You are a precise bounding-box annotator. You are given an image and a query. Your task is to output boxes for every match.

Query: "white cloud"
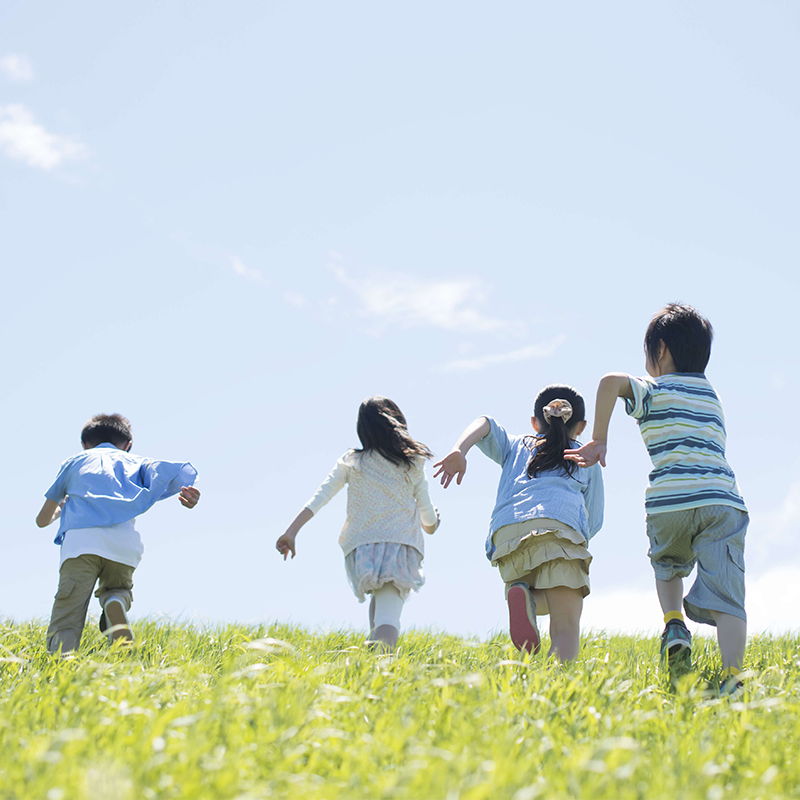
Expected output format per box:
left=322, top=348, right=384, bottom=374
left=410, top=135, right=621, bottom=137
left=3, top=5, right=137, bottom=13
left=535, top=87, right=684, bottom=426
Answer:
left=583, top=565, right=800, bottom=635
left=0, top=104, right=86, bottom=169
left=748, top=480, right=800, bottom=570
left=438, top=336, right=567, bottom=373
left=0, top=54, right=34, bottom=82
left=231, top=256, right=267, bottom=284
left=331, top=264, right=522, bottom=334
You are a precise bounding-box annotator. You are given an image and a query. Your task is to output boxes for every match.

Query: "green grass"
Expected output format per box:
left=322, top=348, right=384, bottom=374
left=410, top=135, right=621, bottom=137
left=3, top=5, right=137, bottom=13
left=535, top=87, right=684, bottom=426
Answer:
left=1, top=620, right=798, bottom=799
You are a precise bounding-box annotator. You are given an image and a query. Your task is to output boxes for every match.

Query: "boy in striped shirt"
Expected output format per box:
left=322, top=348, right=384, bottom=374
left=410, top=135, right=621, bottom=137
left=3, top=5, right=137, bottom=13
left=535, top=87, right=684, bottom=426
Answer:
left=565, top=304, right=748, bottom=693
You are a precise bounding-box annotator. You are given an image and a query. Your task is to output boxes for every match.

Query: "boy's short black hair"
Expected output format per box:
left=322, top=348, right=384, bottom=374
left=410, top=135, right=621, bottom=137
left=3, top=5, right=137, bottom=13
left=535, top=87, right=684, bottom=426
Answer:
left=81, top=414, right=132, bottom=449
left=645, top=303, right=713, bottom=373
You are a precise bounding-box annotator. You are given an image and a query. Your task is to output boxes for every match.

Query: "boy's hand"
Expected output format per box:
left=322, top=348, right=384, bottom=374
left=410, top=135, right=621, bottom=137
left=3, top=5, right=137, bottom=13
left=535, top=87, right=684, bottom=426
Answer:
left=563, top=440, right=607, bottom=468
left=179, top=486, right=201, bottom=508
left=433, top=451, right=467, bottom=488
left=276, top=532, right=297, bottom=560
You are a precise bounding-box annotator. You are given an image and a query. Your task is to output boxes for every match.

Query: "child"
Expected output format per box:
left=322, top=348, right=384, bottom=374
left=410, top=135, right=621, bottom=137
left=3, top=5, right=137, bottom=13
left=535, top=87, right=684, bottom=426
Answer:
left=36, top=414, right=199, bottom=653
left=276, top=396, right=440, bottom=652
left=564, top=304, right=748, bottom=692
left=434, top=385, right=603, bottom=662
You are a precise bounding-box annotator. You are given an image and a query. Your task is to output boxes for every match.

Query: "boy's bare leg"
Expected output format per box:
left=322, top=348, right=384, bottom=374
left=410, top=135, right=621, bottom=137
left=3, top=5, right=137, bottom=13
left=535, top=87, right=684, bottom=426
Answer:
left=711, top=610, right=746, bottom=672
left=656, top=576, right=684, bottom=614
left=543, top=586, right=583, bottom=662
left=368, top=595, right=376, bottom=632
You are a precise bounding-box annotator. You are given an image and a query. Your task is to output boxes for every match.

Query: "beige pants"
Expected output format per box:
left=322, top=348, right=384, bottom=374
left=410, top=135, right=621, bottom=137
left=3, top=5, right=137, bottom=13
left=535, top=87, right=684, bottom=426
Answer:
left=47, top=555, right=135, bottom=654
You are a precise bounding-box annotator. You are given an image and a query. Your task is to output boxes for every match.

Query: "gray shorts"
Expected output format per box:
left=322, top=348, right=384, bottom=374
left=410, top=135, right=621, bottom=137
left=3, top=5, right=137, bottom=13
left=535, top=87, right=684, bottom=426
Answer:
left=646, top=505, right=748, bottom=626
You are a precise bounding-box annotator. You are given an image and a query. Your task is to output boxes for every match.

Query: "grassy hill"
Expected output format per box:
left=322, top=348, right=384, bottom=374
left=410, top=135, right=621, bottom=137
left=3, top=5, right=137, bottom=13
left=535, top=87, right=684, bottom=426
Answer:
left=0, top=620, right=798, bottom=799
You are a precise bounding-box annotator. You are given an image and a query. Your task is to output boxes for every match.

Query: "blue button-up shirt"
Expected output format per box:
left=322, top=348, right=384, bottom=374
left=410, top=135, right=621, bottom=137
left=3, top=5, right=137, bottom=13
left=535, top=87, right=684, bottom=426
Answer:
left=45, top=443, right=198, bottom=545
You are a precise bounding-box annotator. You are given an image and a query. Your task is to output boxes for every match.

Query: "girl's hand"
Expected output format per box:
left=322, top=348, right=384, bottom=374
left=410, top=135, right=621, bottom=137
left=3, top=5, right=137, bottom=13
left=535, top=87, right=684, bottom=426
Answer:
left=433, top=451, right=467, bottom=488
left=179, top=486, right=201, bottom=508
left=563, top=440, right=607, bottom=468
left=276, top=532, right=297, bottom=560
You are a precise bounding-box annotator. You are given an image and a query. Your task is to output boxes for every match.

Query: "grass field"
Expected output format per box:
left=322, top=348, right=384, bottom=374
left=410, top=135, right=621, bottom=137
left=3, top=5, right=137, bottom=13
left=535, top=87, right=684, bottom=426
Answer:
left=0, top=620, right=798, bottom=799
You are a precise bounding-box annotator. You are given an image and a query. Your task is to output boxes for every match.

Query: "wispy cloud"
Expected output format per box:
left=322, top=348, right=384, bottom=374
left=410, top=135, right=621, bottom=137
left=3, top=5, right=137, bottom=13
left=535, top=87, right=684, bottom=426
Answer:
left=331, top=263, right=522, bottom=334
left=438, top=336, right=566, bottom=373
left=749, top=480, right=800, bottom=570
left=0, top=54, right=34, bottom=82
left=0, top=104, right=86, bottom=169
left=231, top=256, right=268, bottom=284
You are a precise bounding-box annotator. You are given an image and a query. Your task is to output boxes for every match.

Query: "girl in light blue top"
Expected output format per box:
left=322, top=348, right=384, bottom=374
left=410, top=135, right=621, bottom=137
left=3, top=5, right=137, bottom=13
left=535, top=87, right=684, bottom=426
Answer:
left=434, top=384, right=603, bottom=662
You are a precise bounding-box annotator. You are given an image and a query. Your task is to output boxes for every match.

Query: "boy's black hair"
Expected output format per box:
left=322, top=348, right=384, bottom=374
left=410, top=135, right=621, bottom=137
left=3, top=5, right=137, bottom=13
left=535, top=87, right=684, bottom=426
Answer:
left=645, top=303, right=714, bottom=374
left=355, top=396, right=433, bottom=467
left=526, top=384, right=586, bottom=479
left=81, top=414, right=132, bottom=449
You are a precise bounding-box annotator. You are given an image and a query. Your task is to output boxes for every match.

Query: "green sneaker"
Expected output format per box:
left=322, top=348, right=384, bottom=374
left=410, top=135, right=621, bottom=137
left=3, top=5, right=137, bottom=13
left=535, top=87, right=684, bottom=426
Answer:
left=660, top=619, right=692, bottom=671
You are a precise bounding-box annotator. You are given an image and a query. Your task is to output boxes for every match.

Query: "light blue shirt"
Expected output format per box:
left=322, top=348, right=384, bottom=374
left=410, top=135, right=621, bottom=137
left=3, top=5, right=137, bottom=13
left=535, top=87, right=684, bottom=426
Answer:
left=476, top=417, right=604, bottom=559
left=45, top=443, right=198, bottom=545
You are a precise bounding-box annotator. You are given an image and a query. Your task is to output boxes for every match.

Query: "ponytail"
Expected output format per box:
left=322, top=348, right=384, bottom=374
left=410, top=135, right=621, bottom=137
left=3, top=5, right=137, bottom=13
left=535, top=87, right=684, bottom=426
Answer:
left=525, top=385, right=586, bottom=479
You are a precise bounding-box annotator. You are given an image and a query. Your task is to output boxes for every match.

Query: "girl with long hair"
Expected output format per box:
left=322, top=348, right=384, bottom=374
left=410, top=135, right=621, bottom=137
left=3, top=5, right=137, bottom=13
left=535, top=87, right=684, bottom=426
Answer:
left=276, top=396, right=439, bottom=651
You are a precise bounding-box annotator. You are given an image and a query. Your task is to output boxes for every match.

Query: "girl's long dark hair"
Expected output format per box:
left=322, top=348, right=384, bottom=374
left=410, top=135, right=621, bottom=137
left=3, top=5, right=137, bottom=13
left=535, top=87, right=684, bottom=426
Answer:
left=354, top=396, right=433, bottom=467
left=525, top=384, right=586, bottom=479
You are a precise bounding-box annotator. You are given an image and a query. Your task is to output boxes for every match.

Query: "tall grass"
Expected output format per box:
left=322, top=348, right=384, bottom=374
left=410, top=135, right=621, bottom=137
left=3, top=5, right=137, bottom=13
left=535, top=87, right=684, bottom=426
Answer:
left=1, top=619, right=798, bottom=799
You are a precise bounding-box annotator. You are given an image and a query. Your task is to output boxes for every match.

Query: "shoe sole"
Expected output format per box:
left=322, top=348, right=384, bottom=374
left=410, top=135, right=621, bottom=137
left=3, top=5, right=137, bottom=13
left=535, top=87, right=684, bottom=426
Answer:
left=103, top=599, right=133, bottom=644
left=508, top=585, right=540, bottom=654
left=664, top=643, right=692, bottom=673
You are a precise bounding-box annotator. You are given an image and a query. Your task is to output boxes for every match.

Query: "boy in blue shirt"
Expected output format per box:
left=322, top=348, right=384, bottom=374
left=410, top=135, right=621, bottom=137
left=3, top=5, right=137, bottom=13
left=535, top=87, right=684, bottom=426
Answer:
left=36, top=413, right=199, bottom=653
left=565, top=304, right=748, bottom=693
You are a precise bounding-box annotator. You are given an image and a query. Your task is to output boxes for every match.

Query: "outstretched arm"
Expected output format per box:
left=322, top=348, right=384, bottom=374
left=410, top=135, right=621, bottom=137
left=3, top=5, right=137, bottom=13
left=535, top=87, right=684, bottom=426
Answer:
left=433, top=416, right=490, bottom=488
left=276, top=507, right=314, bottom=560
left=563, top=373, right=633, bottom=467
left=564, top=373, right=633, bottom=467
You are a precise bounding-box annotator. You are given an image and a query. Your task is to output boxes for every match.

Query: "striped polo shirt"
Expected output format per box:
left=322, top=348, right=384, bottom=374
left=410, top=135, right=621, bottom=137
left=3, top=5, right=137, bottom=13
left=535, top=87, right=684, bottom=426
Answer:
left=625, top=373, right=747, bottom=514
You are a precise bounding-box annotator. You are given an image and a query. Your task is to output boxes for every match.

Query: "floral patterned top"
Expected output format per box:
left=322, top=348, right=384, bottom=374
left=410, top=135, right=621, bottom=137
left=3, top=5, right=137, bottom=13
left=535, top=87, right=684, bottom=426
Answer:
left=304, top=450, right=438, bottom=556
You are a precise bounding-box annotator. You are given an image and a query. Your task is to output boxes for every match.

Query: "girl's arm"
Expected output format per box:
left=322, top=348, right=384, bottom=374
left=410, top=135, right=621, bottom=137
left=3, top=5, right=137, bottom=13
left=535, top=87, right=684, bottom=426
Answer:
left=564, top=373, right=633, bottom=467
left=276, top=457, right=350, bottom=559
left=433, top=416, right=491, bottom=488
left=276, top=507, right=313, bottom=560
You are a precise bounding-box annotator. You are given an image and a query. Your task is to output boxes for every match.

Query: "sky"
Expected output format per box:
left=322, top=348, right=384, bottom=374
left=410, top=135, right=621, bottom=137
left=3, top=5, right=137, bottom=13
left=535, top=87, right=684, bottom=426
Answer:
left=1, top=1, right=799, bottom=641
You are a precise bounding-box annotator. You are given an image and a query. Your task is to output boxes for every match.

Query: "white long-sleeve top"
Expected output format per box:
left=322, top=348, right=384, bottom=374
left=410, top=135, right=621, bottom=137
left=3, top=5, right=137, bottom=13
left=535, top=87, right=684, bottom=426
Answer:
left=304, top=449, right=438, bottom=556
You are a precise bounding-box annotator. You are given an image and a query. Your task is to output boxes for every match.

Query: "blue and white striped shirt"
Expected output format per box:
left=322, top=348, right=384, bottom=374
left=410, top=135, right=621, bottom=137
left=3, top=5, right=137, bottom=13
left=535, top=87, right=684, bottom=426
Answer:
left=625, top=373, right=746, bottom=514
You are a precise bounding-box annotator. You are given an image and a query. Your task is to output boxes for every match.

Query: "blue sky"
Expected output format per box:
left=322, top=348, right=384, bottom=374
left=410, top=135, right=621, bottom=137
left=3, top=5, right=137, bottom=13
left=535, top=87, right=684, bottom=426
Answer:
left=2, top=1, right=798, bottom=639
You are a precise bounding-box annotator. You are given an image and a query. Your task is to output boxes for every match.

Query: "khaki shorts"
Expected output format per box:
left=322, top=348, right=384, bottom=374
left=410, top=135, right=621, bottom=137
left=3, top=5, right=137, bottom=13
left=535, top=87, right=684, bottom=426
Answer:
left=492, top=518, right=592, bottom=598
left=47, top=554, right=135, bottom=654
left=646, top=505, right=748, bottom=626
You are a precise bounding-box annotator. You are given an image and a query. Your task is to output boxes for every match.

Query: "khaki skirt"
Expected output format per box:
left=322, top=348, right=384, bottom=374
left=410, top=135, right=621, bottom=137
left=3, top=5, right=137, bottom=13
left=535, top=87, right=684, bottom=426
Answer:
left=491, top=517, right=592, bottom=597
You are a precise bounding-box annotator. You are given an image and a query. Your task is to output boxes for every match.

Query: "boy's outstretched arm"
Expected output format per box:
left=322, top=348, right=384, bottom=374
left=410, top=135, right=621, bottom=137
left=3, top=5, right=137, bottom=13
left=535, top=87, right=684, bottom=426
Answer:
left=179, top=486, right=200, bottom=508
left=433, top=416, right=490, bottom=488
left=276, top=507, right=314, bottom=560
left=564, top=374, right=634, bottom=468
left=35, top=499, right=63, bottom=528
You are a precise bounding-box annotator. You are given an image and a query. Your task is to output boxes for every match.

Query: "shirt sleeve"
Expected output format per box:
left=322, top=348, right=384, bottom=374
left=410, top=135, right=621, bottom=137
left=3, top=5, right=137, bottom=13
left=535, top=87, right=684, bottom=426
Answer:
left=304, top=456, right=350, bottom=515
left=411, top=463, right=438, bottom=528
left=624, top=376, right=654, bottom=421
left=474, top=417, right=511, bottom=466
left=582, top=463, right=604, bottom=539
left=44, top=458, right=73, bottom=504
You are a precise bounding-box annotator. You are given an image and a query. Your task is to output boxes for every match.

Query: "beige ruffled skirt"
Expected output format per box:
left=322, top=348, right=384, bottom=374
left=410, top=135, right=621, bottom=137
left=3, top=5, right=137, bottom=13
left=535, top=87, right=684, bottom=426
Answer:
left=491, top=517, right=592, bottom=597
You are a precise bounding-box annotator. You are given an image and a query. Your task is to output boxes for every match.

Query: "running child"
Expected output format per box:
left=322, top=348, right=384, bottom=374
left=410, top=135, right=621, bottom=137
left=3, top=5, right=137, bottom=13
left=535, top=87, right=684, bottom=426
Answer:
left=564, top=304, right=748, bottom=692
left=434, top=385, right=603, bottom=661
left=36, top=414, right=200, bottom=653
left=276, top=396, right=440, bottom=652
